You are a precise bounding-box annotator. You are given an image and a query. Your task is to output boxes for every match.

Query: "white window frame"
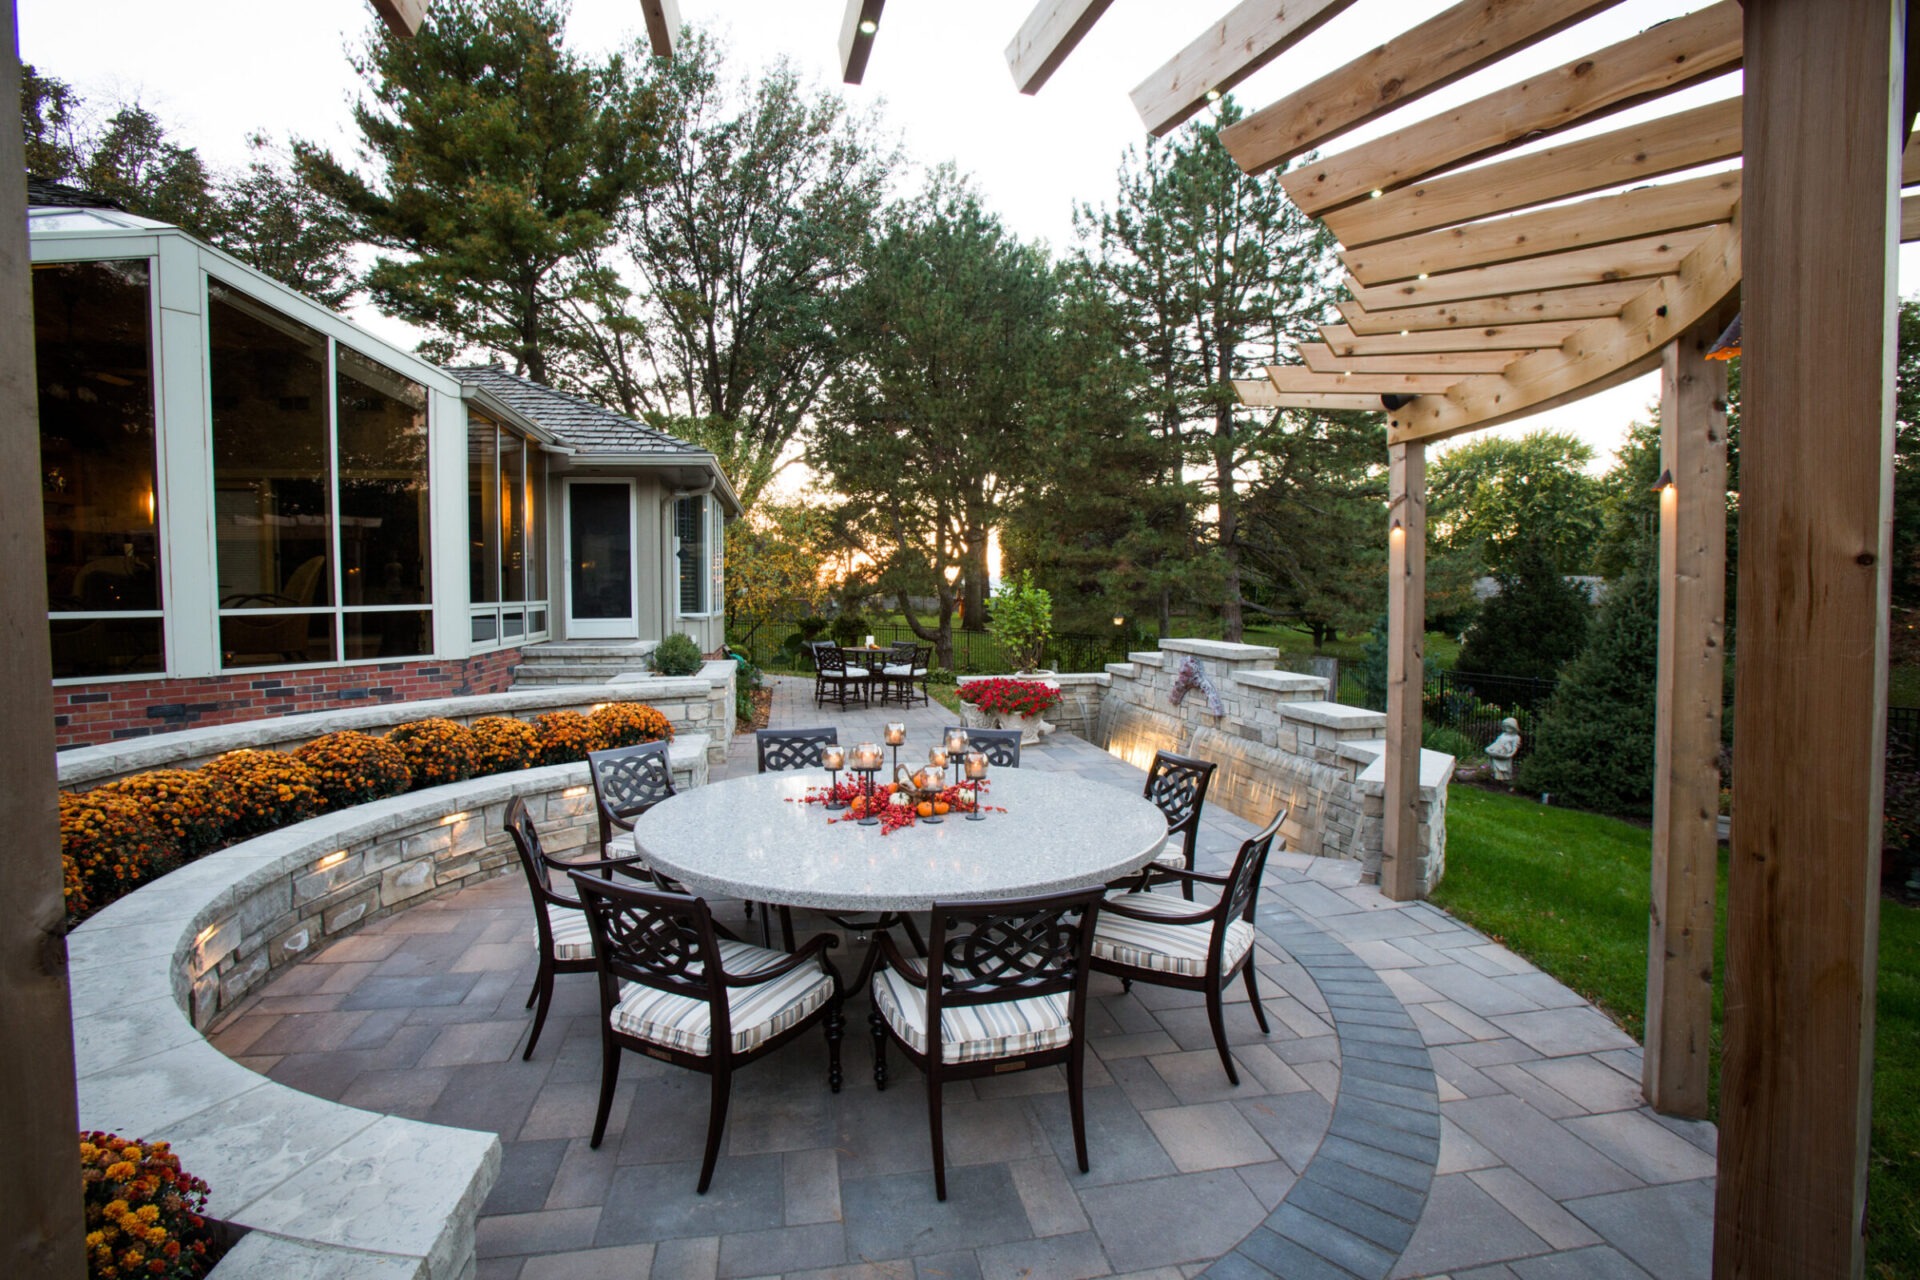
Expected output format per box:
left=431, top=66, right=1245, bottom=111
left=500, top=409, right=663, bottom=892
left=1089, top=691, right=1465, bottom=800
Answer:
left=674, top=493, right=722, bottom=620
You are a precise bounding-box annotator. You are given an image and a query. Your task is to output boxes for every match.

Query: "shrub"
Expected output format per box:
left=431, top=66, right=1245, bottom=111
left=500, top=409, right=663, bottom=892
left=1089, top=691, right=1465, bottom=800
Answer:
left=101, top=771, right=241, bottom=861
left=958, top=677, right=1061, bottom=718
left=829, top=612, right=867, bottom=648
left=59, top=790, right=173, bottom=924
left=81, top=1130, right=219, bottom=1278
left=292, top=731, right=412, bottom=809
left=198, top=750, right=323, bottom=835
left=1456, top=540, right=1593, bottom=688
left=385, top=718, right=480, bottom=789
left=469, top=716, right=540, bottom=775
left=590, top=701, right=674, bottom=750
left=533, top=710, right=599, bottom=765
left=652, top=632, right=704, bottom=677
left=987, top=571, right=1053, bottom=671
left=1422, top=723, right=1479, bottom=760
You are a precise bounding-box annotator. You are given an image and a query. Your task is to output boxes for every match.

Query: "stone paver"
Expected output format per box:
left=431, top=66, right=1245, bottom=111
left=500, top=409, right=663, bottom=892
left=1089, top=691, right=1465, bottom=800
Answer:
left=204, top=675, right=1716, bottom=1277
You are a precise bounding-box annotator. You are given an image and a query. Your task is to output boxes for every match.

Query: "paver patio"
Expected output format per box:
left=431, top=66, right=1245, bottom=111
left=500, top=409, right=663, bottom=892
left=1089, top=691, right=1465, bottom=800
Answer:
left=206, top=676, right=1715, bottom=1279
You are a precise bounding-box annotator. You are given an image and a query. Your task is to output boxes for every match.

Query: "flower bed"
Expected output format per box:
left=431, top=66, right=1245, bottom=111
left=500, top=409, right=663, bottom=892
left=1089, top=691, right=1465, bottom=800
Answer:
left=957, top=677, right=1062, bottom=718
left=57, top=702, right=673, bottom=928
left=81, top=1131, right=221, bottom=1278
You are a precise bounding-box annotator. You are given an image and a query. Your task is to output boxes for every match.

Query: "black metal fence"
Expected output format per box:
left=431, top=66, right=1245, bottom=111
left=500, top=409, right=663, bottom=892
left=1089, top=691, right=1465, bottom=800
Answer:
left=734, top=624, right=1130, bottom=675
left=1423, top=669, right=1559, bottom=758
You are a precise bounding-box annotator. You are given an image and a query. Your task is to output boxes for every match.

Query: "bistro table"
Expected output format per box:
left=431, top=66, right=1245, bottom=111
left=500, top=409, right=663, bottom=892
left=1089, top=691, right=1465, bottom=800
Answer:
left=628, top=769, right=1169, bottom=916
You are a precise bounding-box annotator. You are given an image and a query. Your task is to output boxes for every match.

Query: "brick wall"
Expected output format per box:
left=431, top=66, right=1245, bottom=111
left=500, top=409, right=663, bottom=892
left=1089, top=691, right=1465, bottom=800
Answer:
left=51, top=649, right=523, bottom=748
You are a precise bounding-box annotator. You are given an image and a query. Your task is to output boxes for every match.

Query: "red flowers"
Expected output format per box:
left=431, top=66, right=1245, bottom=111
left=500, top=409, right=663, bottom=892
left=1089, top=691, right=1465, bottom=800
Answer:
left=797, top=779, right=994, bottom=834
left=957, top=678, right=1061, bottom=719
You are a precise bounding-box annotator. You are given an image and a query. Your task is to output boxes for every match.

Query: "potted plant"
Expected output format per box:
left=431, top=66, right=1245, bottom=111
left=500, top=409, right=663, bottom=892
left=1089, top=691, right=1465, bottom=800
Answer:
left=957, top=677, right=1063, bottom=744
left=987, top=572, right=1053, bottom=674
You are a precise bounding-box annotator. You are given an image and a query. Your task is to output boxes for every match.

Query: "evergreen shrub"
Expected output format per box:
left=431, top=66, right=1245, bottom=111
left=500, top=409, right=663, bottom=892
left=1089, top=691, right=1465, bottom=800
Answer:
left=652, top=632, right=704, bottom=676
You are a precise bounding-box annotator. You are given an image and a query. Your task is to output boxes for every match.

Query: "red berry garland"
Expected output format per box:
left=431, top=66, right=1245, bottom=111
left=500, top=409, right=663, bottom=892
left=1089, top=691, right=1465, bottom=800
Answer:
left=793, top=780, right=1000, bottom=835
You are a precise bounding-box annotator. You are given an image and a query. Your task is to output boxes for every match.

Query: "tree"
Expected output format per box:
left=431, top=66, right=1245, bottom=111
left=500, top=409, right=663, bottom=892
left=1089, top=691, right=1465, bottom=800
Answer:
left=78, top=103, right=224, bottom=237
left=1077, top=100, right=1340, bottom=640
left=1455, top=539, right=1592, bottom=684
left=1429, top=431, right=1606, bottom=576
left=811, top=176, right=1055, bottom=668
left=217, top=137, right=359, bottom=309
left=723, top=499, right=833, bottom=652
left=21, top=63, right=81, bottom=179
left=1520, top=544, right=1661, bottom=815
left=294, top=0, right=661, bottom=383
left=583, top=34, right=895, bottom=509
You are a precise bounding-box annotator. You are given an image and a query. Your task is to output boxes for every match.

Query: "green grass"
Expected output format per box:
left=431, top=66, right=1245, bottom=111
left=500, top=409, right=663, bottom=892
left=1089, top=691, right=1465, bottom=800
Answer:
left=1434, top=787, right=1919, bottom=1275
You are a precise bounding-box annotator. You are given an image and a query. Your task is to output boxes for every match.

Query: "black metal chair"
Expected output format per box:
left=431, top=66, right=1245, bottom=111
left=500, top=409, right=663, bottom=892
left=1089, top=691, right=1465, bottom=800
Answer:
left=1139, top=751, right=1218, bottom=900
left=869, top=887, right=1103, bottom=1200
left=503, top=796, right=651, bottom=1061
left=570, top=871, right=845, bottom=1194
left=883, top=643, right=932, bottom=707
left=943, top=725, right=1021, bottom=768
left=754, top=726, right=838, bottom=773
left=814, top=645, right=872, bottom=708
left=1091, top=808, right=1286, bottom=1085
left=587, top=741, right=678, bottom=883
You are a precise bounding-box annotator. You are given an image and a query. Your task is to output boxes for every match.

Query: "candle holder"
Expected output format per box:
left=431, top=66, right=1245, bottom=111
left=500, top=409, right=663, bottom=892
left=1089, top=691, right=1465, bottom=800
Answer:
left=944, top=728, right=970, bottom=787
left=852, top=742, right=884, bottom=825
left=928, top=745, right=948, bottom=790
left=914, top=768, right=945, bottom=823
left=884, top=722, right=906, bottom=772
left=964, top=751, right=988, bottom=820
left=821, top=745, right=847, bottom=811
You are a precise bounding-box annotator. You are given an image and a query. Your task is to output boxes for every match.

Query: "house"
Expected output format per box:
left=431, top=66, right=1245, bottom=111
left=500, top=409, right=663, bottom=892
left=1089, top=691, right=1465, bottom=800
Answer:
left=28, top=182, right=738, bottom=747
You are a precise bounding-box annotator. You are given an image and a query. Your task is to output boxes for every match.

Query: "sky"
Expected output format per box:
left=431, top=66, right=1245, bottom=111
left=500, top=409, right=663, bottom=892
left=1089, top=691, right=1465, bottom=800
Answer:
left=19, top=0, right=1920, bottom=475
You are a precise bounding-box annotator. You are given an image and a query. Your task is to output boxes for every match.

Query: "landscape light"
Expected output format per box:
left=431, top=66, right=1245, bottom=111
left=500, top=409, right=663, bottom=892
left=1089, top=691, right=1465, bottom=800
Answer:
left=1651, top=469, right=1676, bottom=493
left=859, top=18, right=877, bottom=33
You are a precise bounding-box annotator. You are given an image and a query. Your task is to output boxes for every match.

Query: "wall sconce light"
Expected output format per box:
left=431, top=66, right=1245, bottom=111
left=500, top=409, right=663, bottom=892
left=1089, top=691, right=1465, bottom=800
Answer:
left=1651, top=469, right=1675, bottom=493
left=315, top=850, right=348, bottom=872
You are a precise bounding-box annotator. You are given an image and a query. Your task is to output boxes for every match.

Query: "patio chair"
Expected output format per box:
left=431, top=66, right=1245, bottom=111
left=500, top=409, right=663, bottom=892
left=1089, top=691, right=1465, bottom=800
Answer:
left=1091, top=807, right=1285, bottom=1085
left=1138, top=751, right=1219, bottom=900
left=587, top=741, right=678, bottom=883
left=882, top=643, right=932, bottom=708
left=569, top=870, right=845, bottom=1194
left=869, top=887, right=1104, bottom=1200
left=942, top=725, right=1021, bottom=768
left=503, top=795, right=653, bottom=1061
left=813, top=645, right=871, bottom=708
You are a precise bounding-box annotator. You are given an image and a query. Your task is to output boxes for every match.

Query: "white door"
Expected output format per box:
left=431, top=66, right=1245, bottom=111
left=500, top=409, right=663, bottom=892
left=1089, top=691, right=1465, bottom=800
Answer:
left=564, top=480, right=637, bottom=639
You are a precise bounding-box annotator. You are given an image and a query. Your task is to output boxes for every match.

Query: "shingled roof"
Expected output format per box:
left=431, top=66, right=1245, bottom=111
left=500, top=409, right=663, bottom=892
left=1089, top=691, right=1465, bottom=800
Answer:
left=447, top=364, right=703, bottom=457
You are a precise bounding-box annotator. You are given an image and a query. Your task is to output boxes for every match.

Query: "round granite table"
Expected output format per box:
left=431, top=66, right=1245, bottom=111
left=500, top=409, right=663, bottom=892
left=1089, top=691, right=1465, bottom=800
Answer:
left=628, top=769, right=1169, bottom=913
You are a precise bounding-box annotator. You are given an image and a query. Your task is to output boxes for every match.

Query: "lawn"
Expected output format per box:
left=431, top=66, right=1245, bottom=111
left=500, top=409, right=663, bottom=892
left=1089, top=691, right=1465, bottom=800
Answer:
left=1434, top=787, right=1919, bottom=1275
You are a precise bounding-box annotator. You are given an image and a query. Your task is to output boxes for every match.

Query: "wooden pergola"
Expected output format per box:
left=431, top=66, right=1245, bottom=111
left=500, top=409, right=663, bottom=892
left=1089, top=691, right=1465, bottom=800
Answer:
left=0, top=1, right=1910, bottom=1275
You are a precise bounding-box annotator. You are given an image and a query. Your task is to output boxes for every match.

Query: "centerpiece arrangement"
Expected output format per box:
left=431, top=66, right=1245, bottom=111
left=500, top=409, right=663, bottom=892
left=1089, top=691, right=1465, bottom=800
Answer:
left=797, top=736, right=995, bottom=835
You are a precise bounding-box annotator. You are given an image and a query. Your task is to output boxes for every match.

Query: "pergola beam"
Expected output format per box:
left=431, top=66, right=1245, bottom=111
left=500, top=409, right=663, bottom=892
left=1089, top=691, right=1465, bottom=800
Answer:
left=1280, top=2, right=1742, bottom=213
left=638, top=0, right=680, bottom=57
left=1343, top=170, right=1741, bottom=286
left=839, top=0, right=885, bottom=84
left=371, top=0, right=427, bottom=37
left=1234, top=379, right=1391, bottom=412
left=1346, top=228, right=1713, bottom=311
left=1006, top=0, right=1115, bottom=94
left=1324, top=97, right=1742, bottom=249
left=1300, top=343, right=1521, bottom=376
left=1130, top=0, right=1357, bottom=137
left=1222, top=0, right=1621, bottom=176
left=1317, top=320, right=1585, bottom=355
left=1267, top=366, right=1462, bottom=396
left=1339, top=279, right=1646, bottom=334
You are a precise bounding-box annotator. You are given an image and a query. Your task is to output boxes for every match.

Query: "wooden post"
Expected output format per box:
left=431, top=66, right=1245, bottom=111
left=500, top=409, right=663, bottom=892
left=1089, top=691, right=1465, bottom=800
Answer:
left=1383, top=441, right=1426, bottom=901
left=1716, top=0, right=1903, bottom=1274
left=0, top=6, right=88, bottom=1276
left=1644, top=320, right=1729, bottom=1119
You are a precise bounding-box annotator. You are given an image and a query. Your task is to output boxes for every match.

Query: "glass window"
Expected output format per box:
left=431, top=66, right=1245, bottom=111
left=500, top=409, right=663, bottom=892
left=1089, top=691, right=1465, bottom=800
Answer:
left=35, top=259, right=165, bottom=678
left=528, top=447, right=547, bottom=610
left=209, top=283, right=333, bottom=639
left=345, top=609, right=430, bottom=661
left=469, top=412, right=500, bottom=604
left=336, top=348, right=429, bottom=607
left=676, top=494, right=708, bottom=615
left=501, top=431, right=526, bottom=603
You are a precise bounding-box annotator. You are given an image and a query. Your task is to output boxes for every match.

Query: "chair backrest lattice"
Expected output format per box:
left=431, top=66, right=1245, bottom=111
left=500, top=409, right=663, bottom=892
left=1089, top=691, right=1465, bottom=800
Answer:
left=944, top=726, right=1021, bottom=768
left=1222, top=808, right=1287, bottom=929
left=570, top=871, right=722, bottom=1007
left=757, top=727, right=840, bottom=773
left=1145, top=751, right=1216, bottom=838
left=814, top=646, right=852, bottom=677
left=924, top=889, right=1102, bottom=1032
left=505, top=796, right=577, bottom=952
left=589, top=742, right=676, bottom=826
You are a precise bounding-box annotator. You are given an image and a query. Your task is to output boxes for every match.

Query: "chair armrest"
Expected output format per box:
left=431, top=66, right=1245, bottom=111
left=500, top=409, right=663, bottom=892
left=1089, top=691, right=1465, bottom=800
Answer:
left=1100, top=894, right=1220, bottom=927
left=872, top=931, right=926, bottom=987
left=545, top=852, right=649, bottom=875
left=1150, top=863, right=1231, bottom=887
left=597, top=801, right=637, bottom=833
left=719, top=933, right=840, bottom=985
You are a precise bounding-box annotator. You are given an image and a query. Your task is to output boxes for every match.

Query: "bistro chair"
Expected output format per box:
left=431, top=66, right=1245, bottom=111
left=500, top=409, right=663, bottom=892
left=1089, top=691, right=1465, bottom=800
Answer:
left=869, top=887, right=1104, bottom=1200
left=883, top=643, right=933, bottom=708
left=1091, top=807, right=1286, bottom=1085
left=1138, top=751, right=1218, bottom=900
left=569, top=871, right=845, bottom=1194
left=587, top=741, right=678, bottom=882
left=504, top=795, right=652, bottom=1062
left=943, top=725, right=1021, bottom=768
left=813, top=645, right=871, bottom=708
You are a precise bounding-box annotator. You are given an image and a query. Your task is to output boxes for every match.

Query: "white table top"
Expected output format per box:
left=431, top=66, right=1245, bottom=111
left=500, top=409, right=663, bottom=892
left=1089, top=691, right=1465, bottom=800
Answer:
left=629, top=769, right=1169, bottom=912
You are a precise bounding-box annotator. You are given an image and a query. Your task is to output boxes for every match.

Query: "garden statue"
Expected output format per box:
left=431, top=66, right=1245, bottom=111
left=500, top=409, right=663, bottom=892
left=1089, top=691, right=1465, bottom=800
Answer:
left=1485, top=717, right=1522, bottom=782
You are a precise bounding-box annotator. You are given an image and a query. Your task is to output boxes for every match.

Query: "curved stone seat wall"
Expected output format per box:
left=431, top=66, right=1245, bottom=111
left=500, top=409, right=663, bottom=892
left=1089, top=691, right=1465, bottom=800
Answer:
left=57, top=661, right=736, bottom=789
left=66, top=740, right=704, bottom=1278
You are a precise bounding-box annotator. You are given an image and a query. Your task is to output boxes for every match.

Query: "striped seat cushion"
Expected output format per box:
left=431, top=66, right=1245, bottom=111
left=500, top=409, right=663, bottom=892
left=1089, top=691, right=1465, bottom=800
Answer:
left=604, top=832, right=652, bottom=866
left=1093, top=890, right=1254, bottom=978
left=609, top=939, right=833, bottom=1057
left=1151, top=847, right=1188, bottom=870
left=871, top=964, right=1073, bottom=1065
left=539, top=903, right=597, bottom=962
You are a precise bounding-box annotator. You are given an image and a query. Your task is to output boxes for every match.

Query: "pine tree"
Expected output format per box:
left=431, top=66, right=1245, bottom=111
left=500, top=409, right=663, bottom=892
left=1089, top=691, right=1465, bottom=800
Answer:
left=1519, top=546, right=1660, bottom=815
left=1455, top=540, right=1592, bottom=684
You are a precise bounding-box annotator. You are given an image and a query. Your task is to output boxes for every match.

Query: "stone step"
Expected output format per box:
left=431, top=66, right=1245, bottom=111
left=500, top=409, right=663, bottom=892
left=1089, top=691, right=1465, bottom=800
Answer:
left=511, top=667, right=635, bottom=685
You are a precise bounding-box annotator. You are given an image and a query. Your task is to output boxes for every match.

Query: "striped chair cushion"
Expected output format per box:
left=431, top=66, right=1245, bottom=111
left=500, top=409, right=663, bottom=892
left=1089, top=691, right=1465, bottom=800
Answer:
left=1092, top=890, right=1255, bottom=978
left=540, top=903, right=597, bottom=962
left=871, top=964, right=1073, bottom=1065
left=603, top=832, right=654, bottom=867
left=609, top=939, right=832, bottom=1057
left=1151, top=847, right=1188, bottom=870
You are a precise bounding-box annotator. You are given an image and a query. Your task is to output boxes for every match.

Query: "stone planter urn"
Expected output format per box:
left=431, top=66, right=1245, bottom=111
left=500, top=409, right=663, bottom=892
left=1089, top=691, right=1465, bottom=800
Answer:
left=958, top=677, right=1061, bottom=744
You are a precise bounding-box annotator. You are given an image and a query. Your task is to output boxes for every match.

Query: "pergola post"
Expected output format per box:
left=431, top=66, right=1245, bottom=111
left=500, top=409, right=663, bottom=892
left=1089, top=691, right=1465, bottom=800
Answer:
left=1716, top=0, right=1903, bottom=1274
left=0, top=5, right=87, bottom=1275
left=1644, top=320, right=1729, bottom=1119
left=1383, top=440, right=1426, bottom=901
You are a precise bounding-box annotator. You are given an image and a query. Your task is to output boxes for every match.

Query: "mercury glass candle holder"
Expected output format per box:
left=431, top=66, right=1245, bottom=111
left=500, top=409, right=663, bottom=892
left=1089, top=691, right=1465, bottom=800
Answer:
left=885, top=722, right=906, bottom=770
left=821, top=745, right=847, bottom=810
left=964, top=751, right=988, bottom=820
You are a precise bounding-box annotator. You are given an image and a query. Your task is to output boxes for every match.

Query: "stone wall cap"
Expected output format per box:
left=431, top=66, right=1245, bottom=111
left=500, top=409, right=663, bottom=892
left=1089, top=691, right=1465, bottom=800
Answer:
left=1279, top=701, right=1389, bottom=730
left=1126, top=651, right=1166, bottom=667
left=1232, top=669, right=1329, bottom=694
left=1104, top=662, right=1137, bottom=678
left=1338, top=738, right=1386, bottom=766
left=1355, top=746, right=1456, bottom=793
left=1158, top=638, right=1280, bottom=661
